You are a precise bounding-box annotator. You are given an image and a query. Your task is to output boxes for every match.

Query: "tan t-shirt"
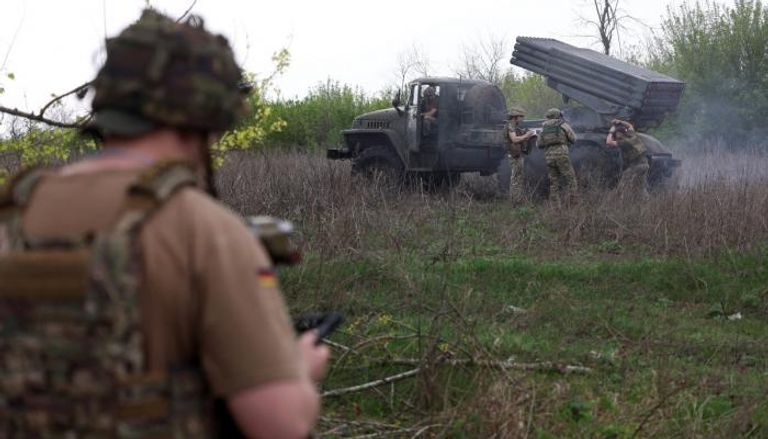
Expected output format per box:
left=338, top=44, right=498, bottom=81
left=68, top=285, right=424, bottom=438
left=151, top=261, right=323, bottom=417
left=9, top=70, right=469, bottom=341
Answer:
left=21, top=169, right=302, bottom=397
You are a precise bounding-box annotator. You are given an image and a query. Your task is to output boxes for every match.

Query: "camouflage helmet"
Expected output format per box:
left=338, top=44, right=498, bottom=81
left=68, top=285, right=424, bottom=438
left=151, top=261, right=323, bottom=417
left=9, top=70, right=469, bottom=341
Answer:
left=507, top=107, right=525, bottom=118
left=545, top=108, right=563, bottom=119
left=86, top=9, right=246, bottom=138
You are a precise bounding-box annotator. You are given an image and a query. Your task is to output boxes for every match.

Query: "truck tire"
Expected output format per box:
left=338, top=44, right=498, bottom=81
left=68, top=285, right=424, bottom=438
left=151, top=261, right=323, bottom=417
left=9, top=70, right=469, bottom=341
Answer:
left=351, top=145, right=404, bottom=187
left=495, top=156, right=511, bottom=195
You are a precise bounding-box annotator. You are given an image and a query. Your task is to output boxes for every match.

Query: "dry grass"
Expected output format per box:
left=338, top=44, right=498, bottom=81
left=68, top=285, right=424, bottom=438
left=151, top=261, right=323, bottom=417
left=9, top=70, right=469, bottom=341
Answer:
left=217, top=148, right=768, bottom=259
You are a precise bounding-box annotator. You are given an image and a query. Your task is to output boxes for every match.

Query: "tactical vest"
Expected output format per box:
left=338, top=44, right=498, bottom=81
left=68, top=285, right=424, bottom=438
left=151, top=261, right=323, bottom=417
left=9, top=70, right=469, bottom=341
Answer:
left=538, top=120, right=569, bottom=148
left=619, top=134, right=647, bottom=166
left=505, top=123, right=536, bottom=158
left=0, top=162, right=215, bottom=438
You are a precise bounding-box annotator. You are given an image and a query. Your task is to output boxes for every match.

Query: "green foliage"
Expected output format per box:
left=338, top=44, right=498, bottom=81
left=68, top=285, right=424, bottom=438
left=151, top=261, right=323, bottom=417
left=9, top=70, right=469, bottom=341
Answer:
left=212, top=49, right=291, bottom=164
left=266, top=79, right=389, bottom=149
left=0, top=123, right=96, bottom=172
left=500, top=72, right=563, bottom=119
left=651, top=0, right=768, bottom=145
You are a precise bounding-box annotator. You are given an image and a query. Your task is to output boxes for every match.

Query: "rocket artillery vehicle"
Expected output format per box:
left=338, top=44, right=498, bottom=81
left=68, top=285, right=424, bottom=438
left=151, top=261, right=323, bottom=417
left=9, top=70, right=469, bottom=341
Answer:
left=510, top=37, right=684, bottom=194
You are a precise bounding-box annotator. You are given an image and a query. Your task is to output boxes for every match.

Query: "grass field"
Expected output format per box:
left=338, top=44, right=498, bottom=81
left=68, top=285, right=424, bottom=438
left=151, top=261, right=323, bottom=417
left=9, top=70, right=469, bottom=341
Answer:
left=219, top=148, right=768, bottom=438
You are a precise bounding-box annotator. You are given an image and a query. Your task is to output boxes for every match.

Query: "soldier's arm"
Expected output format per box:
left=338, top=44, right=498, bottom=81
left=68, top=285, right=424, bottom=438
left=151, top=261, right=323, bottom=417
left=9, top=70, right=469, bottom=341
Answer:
left=229, top=331, right=328, bottom=439
left=605, top=130, right=618, bottom=147
left=611, top=119, right=636, bottom=134
left=509, top=129, right=532, bottom=143
left=563, top=123, right=577, bottom=144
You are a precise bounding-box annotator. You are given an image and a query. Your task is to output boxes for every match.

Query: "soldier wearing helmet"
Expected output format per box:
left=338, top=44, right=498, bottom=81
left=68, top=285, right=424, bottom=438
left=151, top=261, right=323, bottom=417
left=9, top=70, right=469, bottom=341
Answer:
left=0, top=9, right=328, bottom=438
left=506, top=108, right=535, bottom=202
left=606, top=119, right=649, bottom=198
left=537, top=107, right=578, bottom=201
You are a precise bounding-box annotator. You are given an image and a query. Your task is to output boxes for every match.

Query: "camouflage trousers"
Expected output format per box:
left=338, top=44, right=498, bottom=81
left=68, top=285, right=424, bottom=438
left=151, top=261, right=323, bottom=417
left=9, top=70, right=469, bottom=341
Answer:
left=509, top=154, right=525, bottom=202
left=618, top=158, right=650, bottom=199
left=544, top=145, right=577, bottom=200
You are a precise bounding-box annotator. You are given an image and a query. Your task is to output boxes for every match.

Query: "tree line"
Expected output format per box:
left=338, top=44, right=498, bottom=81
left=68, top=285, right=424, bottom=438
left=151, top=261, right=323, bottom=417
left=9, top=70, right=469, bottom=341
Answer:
left=1, top=0, right=767, bottom=181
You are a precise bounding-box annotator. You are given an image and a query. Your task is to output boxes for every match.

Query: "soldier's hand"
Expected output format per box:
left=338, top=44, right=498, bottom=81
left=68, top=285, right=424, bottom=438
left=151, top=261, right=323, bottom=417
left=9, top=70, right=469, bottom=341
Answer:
left=298, top=330, right=331, bottom=382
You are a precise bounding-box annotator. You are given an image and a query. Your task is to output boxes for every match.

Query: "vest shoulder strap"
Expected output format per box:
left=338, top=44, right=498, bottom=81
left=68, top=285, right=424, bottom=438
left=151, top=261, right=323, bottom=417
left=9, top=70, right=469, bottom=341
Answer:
left=0, top=166, right=51, bottom=210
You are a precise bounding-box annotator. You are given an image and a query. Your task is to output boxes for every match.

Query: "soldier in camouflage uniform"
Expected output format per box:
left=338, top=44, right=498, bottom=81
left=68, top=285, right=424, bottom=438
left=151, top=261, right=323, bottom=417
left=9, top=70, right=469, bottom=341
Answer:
left=506, top=108, right=535, bottom=202
left=606, top=119, right=649, bottom=198
left=537, top=108, right=578, bottom=201
left=0, top=9, right=328, bottom=438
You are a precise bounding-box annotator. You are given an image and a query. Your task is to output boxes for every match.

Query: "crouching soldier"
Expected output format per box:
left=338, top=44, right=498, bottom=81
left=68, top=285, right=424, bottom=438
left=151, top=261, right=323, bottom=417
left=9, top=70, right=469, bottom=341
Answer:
left=606, top=119, right=649, bottom=199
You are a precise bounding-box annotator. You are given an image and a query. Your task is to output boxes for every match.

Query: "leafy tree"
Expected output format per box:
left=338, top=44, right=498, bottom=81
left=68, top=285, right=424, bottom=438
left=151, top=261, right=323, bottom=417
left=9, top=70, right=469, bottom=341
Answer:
left=500, top=73, right=563, bottom=119
left=651, top=0, right=768, bottom=145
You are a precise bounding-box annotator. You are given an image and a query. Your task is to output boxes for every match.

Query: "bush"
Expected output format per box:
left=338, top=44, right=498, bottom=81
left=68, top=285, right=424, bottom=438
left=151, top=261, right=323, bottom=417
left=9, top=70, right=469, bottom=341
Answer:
left=266, top=80, right=389, bottom=150
left=651, top=0, right=768, bottom=146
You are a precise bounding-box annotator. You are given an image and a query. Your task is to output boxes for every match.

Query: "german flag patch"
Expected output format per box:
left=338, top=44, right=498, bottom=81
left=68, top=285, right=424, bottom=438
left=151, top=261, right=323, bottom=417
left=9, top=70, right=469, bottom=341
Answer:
left=257, top=269, right=278, bottom=288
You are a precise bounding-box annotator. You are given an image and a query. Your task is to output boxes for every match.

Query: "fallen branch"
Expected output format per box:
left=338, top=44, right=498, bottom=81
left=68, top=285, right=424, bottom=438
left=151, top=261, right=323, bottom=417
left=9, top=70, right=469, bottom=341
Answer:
left=322, top=368, right=421, bottom=398
left=388, top=357, right=593, bottom=374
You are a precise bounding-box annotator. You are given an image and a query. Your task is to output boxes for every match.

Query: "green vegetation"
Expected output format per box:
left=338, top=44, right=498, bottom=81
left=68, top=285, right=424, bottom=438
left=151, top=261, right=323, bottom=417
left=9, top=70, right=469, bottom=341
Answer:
left=650, top=0, right=768, bottom=145
left=284, top=250, right=768, bottom=437
left=216, top=151, right=768, bottom=437
left=500, top=73, right=563, bottom=119
left=266, top=79, right=390, bottom=150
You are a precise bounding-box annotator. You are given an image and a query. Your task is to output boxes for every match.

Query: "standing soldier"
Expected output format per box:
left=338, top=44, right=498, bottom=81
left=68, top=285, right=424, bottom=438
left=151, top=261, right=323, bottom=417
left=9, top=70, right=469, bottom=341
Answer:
left=0, top=9, right=328, bottom=438
left=506, top=108, right=535, bottom=202
left=606, top=119, right=649, bottom=198
left=537, top=108, right=578, bottom=201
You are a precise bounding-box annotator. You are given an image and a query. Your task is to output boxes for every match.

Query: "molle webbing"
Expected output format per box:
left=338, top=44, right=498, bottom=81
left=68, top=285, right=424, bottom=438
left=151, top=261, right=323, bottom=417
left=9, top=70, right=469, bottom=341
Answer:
left=0, top=249, right=90, bottom=300
left=538, top=120, right=568, bottom=148
left=0, top=161, right=208, bottom=438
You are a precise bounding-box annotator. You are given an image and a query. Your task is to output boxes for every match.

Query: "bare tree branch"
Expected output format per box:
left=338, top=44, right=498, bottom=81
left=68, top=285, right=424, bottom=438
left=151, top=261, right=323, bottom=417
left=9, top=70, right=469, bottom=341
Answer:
left=394, top=45, right=432, bottom=91
left=1, top=5, right=25, bottom=71
left=0, top=4, right=199, bottom=131
left=175, top=0, right=199, bottom=23
left=454, top=35, right=509, bottom=85
left=38, top=82, right=91, bottom=118
left=0, top=104, right=86, bottom=129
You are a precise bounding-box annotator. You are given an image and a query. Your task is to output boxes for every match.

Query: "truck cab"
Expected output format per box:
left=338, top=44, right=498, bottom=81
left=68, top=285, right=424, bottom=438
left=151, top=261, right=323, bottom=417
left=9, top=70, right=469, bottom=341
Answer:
left=328, top=77, right=510, bottom=188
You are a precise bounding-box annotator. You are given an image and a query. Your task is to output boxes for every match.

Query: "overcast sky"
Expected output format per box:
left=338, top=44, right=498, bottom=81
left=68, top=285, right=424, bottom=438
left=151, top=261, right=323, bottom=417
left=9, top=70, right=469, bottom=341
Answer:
left=0, top=0, right=732, bottom=117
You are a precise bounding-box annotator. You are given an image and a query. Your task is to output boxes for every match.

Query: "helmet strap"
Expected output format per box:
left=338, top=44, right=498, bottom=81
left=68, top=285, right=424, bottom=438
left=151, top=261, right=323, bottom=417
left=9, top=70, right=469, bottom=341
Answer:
left=201, top=133, right=218, bottom=198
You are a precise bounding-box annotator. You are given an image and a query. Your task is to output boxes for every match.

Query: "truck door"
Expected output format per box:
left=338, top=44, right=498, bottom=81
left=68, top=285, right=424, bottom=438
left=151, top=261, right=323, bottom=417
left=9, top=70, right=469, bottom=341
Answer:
left=406, top=83, right=421, bottom=152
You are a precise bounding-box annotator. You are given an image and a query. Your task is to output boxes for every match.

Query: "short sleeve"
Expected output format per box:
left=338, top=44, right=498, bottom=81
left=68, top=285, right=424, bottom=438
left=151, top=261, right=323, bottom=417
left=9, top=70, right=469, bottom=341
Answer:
left=179, top=190, right=302, bottom=396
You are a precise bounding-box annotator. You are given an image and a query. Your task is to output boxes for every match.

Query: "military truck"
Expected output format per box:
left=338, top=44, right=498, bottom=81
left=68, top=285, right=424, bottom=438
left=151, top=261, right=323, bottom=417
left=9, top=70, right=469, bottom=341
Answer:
left=327, top=77, right=511, bottom=190
left=510, top=37, right=684, bottom=195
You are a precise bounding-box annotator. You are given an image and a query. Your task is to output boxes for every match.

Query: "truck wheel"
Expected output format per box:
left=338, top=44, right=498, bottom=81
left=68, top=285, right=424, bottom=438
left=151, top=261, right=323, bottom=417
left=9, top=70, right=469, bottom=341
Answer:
left=422, top=172, right=461, bottom=192
left=351, top=145, right=404, bottom=187
left=495, top=156, right=511, bottom=196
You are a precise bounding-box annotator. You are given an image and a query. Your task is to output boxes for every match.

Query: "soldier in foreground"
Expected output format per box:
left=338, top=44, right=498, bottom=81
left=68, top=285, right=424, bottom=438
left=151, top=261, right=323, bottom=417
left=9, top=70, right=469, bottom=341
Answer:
left=606, top=119, right=649, bottom=198
left=0, top=9, right=328, bottom=438
left=506, top=108, right=536, bottom=202
left=537, top=108, right=578, bottom=201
